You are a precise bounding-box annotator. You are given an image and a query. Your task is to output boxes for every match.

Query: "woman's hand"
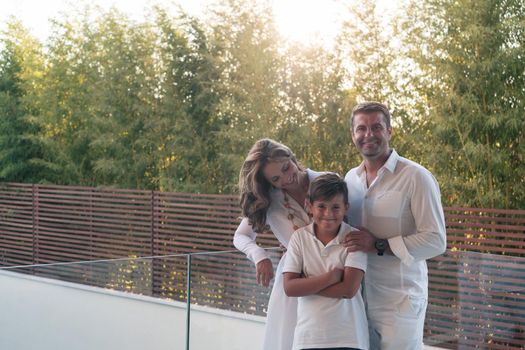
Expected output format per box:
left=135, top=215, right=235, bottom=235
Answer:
left=256, top=258, right=274, bottom=287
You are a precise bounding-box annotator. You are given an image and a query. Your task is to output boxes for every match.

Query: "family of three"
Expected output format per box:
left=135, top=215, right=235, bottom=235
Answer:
left=233, top=102, right=447, bottom=350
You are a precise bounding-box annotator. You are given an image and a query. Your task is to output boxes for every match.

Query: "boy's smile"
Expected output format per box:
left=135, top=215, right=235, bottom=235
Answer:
left=308, top=194, right=349, bottom=238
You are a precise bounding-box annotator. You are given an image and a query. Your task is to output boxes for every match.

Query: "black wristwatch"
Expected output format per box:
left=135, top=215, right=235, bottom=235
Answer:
left=374, top=239, right=387, bottom=256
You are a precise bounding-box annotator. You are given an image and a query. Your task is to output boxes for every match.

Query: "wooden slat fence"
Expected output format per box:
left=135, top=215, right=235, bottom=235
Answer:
left=426, top=251, right=524, bottom=349
left=0, top=182, right=280, bottom=315
left=424, top=207, right=525, bottom=349
left=0, top=183, right=524, bottom=349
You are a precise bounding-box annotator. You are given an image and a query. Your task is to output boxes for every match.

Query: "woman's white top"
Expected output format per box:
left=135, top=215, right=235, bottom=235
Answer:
left=233, top=169, right=323, bottom=264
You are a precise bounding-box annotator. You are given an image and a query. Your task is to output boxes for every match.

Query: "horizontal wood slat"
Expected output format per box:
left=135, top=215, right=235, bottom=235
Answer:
left=0, top=182, right=524, bottom=349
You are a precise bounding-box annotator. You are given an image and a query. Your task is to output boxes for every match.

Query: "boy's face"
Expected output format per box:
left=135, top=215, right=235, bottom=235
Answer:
left=307, top=194, right=349, bottom=235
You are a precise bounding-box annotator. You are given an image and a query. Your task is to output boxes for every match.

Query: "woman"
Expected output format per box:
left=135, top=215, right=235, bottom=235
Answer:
left=233, top=138, right=323, bottom=350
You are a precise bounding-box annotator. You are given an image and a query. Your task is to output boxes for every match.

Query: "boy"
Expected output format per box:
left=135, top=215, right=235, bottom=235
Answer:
left=283, top=173, right=368, bottom=350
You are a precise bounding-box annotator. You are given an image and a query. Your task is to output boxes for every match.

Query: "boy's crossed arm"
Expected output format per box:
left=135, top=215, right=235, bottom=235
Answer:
left=283, top=267, right=363, bottom=299
left=317, top=267, right=364, bottom=299
left=283, top=269, right=342, bottom=297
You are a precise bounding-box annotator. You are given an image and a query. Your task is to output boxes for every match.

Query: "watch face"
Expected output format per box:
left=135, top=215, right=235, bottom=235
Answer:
left=375, top=240, right=386, bottom=250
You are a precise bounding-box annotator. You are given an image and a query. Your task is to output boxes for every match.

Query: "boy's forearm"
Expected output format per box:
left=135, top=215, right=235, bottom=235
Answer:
left=317, top=268, right=363, bottom=299
left=317, top=281, right=358, bottom=298
left=284, top=271, right=338, bottom=297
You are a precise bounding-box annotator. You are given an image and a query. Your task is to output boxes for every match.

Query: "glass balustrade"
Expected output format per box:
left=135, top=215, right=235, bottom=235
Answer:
left=1, top=248, right=523, bottom=349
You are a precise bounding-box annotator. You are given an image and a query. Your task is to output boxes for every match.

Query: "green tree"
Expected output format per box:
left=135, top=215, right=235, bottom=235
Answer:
left=87, top=10, right=160, bottom=189
left=276, top=43, right=357, bottom=175
left=153, top=9, right=223, bottom=193
left=403, top=0, right=525, bottom=208
left=42, top=7, right=161, bottom=188
left=337, top=0, right=430, bottom=164
left=207, top=0, right=283, bottom=192
left=39, top=10, right=101, bottom=185
left=0, top=19, right=59, bottom=183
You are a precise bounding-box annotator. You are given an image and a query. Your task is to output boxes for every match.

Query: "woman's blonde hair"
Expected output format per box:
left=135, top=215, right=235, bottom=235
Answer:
left=239, top=138, right=302, bottom=233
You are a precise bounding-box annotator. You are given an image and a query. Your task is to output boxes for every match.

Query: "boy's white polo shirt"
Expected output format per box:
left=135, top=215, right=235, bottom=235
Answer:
left=283, top=222, right=369, bottom=350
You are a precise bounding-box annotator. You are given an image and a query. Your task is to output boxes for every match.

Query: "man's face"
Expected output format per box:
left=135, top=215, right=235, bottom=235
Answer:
left=351, top=111, right=392, bottom=160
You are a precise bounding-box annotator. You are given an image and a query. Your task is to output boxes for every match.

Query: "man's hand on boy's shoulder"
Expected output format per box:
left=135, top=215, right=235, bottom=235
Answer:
left=343, top=226, right=376, bottom=253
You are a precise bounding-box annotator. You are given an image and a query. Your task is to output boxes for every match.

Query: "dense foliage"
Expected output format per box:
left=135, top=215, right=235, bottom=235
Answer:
left=0, top=0, right=523, bottom=209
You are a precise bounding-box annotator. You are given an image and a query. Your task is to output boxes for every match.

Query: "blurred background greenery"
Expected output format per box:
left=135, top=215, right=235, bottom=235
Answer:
left=0, top=0, right=523, bottom=209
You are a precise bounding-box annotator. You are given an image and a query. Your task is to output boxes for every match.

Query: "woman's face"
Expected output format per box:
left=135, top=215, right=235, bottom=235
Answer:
left=262, top=158, right=300, bottom=190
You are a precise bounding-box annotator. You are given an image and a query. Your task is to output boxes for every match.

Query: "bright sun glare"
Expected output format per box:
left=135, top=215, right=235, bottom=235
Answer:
left=1, top=0, right=348, bottom=46
left=271, top=0, right=344, bottom=46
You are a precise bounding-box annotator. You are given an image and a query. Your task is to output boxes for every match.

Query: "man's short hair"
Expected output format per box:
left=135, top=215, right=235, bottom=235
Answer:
left=350, top=101, right=391, bottom=129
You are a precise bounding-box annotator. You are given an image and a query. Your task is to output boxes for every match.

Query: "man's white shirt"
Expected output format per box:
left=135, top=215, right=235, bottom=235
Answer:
left=345, top=149, right=446, bottom=308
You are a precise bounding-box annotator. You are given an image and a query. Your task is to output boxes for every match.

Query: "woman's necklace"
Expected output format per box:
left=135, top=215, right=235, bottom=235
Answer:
left=282, top=190, right=301, bottom=231
left=282, top=172, right=310, bottom=231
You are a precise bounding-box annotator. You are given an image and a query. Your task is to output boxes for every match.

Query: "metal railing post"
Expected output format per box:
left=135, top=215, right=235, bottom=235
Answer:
left=31, top=184, right=38, bottom=266
left=185, top=253, right=192, bottom=350
left=151, top=190, right=156, bottom=297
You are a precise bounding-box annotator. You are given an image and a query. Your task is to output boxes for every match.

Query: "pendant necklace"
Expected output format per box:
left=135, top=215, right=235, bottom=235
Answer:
left=282, top=190, right=301, bottom=231
left=282, top=174, right=310, bottom=231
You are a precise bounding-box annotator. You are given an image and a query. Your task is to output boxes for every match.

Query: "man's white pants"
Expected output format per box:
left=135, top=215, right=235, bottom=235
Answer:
left=368, top=295, right=427, bottom=350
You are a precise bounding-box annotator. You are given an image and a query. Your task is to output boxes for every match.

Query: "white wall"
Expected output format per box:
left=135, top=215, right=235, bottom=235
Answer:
left=0, top=270, right=265, bottom=350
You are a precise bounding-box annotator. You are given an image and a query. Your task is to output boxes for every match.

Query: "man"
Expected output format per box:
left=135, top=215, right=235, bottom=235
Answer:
left=344, top=101, right=446, bottom=350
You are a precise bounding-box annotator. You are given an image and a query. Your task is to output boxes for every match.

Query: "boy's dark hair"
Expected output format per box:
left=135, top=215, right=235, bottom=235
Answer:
left=308, top=173, right=349, bottom=204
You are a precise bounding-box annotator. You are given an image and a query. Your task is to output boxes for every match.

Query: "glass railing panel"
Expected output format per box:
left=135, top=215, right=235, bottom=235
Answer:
left=0, top=254, right=190, bottom=300
left=150, top=254, right=191, bottom=303
left=4, top=248, right=522, bottom=349
left=0, top=255, right=189, bottom=350
left=187, top=248, right=282, bottom=349
left=425, top=250, right=525, bottom=349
